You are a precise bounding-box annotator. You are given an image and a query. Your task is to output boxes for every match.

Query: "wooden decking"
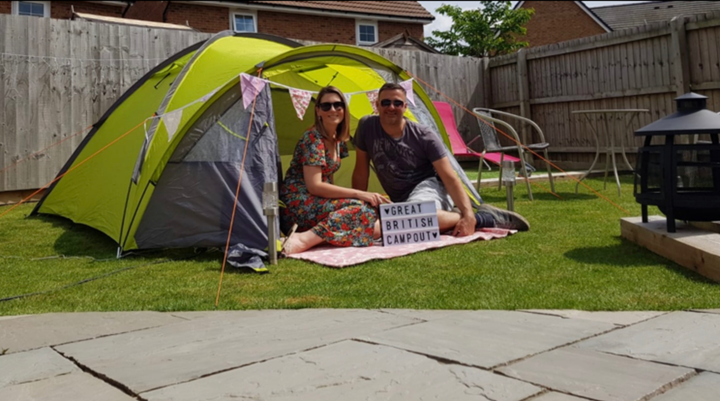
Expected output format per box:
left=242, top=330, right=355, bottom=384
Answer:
left=621, top=216, right=720, bottom=283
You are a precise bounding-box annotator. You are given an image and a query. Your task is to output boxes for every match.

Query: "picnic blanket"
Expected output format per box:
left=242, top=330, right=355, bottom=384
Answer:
left=286, top=227, right=514, bottom=268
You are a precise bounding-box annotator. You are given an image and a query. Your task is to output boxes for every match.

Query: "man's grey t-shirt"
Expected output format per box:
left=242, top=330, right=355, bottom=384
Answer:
left=354, top=115, right=447, bottom=202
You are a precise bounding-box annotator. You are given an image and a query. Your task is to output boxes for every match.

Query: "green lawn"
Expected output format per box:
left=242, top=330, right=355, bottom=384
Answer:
left=1, top=175, right=718, bottom=315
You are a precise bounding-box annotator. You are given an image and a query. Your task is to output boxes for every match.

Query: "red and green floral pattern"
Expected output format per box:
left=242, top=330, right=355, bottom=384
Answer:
left=280, top=129, right=377, bottom=247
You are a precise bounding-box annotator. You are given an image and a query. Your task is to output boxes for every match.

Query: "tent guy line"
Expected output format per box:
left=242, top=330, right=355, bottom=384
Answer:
left=217, top=69, right=263, bottom=307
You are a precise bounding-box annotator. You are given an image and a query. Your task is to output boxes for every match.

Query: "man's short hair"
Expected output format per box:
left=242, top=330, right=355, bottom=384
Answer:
left=378, top=82, right=406, bottom=96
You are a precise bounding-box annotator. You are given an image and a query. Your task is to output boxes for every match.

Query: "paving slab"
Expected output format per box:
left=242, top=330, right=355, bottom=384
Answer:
left=0, top=347, right=77, bottom=388
left=690, top=309, right=720, bottom=314
left=575, top=311, right=720, bottom=372
left=520, top=310, right=666, bottom=326
left=56, top=309, right=419, bottom=393
left=497, top=347, right=694, bottom=401
left=143, top=340, right=542, bottom=401
left=0, top=312, right=184, bottom=354
left=527, top=392, right=588, bottom=401
left=0, top=314, right=29, bottom=321
left=378, top=309, right=475, bottom=321
left=0, top=371, right=134, bottom=401
left=167, top=310, right=301, bottom=321
left=361, top=310, right=617, bottom=369
left=651, top=372, right=720, bottom=401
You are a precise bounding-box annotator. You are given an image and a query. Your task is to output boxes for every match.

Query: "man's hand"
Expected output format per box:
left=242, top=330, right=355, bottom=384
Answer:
left=357, top=191, right=391, bottom=207
left=452, top=214, right=476, bottom=237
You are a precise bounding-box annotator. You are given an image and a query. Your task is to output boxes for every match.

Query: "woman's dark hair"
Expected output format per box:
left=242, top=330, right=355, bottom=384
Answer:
left=314, top=86, right=350, bottom=143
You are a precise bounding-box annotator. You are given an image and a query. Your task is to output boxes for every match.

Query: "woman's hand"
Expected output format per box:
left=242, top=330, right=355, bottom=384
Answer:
left=357, top=191, right=391, bottom=207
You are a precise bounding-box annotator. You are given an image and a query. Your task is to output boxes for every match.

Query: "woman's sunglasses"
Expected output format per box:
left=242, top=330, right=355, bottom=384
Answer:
left=318, top=102, right=345, bottom=111
left=380, top=99, right=405, bottom=108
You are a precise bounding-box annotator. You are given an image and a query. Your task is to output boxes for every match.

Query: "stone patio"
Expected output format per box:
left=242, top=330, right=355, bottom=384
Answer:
left=1, top=309, right=718, bottom=400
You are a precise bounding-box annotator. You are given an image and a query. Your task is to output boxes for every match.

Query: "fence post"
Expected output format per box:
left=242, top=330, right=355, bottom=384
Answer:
left=670, top=16, right=690, bottom=96
left=482, top=56, right=491, bottom=108
left=517, top=48, right=532, bottom=165
left=670, top=16, right=691, bottom=145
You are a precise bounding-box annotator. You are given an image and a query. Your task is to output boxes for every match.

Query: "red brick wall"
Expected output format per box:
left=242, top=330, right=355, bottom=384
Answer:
left=259, top=10, right=356, bottom=44
left=51, top=3, right=124, bottom=19
left=124, top=1, right=166, bottom=22
left=519, top=1, right=607, bottom=48
left=165, top=3, right=229, bottom=33
left=0, top=2, right=11, bottom=14
left=379, top=21, right=424, bottom=42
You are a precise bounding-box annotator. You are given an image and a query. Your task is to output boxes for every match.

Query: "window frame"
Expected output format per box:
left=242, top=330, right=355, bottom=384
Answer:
left=229, top=9, right=257, bottom=33
left=356, top=20, right=378, bottom=46
left=11, top=1, right=51, bottom=18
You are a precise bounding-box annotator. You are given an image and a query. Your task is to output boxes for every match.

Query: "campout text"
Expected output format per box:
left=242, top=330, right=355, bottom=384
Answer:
left=385, top=230, right=439, bottom=245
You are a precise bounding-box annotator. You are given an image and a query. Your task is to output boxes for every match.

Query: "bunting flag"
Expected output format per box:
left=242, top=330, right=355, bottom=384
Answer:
left=240, top=73, right=266, bottom=110
left=344, top=93, right=352, bottom=107
left=290, top=88, right=313, bottom=120
left=163, top=109, right=183, bottom=142
left=366, top=90, right=379, bottom=114
left=399, top=79, right=416, bottom=106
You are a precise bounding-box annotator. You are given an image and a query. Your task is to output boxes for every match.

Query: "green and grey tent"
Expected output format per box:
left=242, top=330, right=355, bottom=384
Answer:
left=32, top=31, right=482, bottom=266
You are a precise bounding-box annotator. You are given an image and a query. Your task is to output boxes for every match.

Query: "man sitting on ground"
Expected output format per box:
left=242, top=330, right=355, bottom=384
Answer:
left=352, top=83, right=530, bottom=236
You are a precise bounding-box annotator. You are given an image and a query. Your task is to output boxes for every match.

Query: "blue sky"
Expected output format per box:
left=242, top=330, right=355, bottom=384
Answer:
left=418, top=1, right=653, bottom=37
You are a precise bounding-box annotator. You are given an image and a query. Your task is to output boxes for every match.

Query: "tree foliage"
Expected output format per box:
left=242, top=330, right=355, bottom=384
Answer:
left=425, top=1, right=534, bottom=57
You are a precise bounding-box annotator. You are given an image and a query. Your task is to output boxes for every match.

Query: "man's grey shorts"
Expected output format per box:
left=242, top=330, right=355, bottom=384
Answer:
left=405, top=177, right=455, bottom=211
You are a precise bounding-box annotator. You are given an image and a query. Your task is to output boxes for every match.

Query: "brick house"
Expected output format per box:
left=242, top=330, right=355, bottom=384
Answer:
left=516, top=1, right=720, bottom=49
left=592, top=1, right=720, bottom=31
left=514, top=1, right=611, bottom=49
left=1, top=1, right=435, bottom=48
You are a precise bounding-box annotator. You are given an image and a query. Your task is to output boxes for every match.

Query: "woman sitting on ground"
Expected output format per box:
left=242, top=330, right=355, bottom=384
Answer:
left=280, top=86, right=389, bottom=255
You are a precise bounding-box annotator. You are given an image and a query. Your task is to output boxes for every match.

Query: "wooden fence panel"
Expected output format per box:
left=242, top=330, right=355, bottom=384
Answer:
left=485, top=13, right=720, bottom=169
left=0, top=14, right=210, bottom=192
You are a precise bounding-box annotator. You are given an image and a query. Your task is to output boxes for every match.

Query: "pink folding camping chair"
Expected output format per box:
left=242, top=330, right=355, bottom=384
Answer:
left=433, top=101, right=522, bottom=192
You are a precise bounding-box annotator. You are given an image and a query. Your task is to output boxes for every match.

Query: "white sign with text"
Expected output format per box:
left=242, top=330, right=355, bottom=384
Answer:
left=380, top=201, right=440, bottom=247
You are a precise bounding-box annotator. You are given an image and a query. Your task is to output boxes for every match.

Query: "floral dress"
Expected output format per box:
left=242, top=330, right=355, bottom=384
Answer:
left=280, top=129, right=377, bottom=247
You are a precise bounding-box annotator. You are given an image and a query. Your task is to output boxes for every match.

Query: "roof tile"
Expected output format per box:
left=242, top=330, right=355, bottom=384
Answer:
left=248, top=1, right=434, bottom=20
left=592, top=1, right=720, bottom=31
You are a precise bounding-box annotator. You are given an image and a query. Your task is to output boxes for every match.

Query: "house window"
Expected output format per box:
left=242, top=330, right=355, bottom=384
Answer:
left=356, top=21, right=378, bottom=45
left=11, top=1, right=50, bottom=18
left=232, top=12, right=256, bottom=33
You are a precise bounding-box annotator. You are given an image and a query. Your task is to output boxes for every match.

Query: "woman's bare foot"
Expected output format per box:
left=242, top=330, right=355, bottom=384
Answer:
left=282, top=230, right=324, bottom=255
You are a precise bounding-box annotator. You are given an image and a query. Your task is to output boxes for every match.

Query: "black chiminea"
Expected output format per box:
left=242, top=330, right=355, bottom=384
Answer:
left=634, top=93, right=720, bottom=232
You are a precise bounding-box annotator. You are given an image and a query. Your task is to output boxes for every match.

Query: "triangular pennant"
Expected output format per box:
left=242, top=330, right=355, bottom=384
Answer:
left=366, top=90, right=379, bottom=114
left=163, top=109, right=183, bottom=142
left=289, top=88, right=313, bottom=120
left=400, top=79, right=416, bottom=106
left=344, top=93, right=352, bottom=107
left=240, top=73, right=266, bottom=110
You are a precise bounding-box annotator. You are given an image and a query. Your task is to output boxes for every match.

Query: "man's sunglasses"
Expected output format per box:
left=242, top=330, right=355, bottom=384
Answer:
left=318, top=102, right=345, bottom=111
left=380, top=99, right=405, bottom=108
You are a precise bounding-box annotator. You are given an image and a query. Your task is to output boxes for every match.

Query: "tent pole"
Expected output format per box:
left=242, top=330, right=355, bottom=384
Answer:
left=263, top=182, right=279, bottom=265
